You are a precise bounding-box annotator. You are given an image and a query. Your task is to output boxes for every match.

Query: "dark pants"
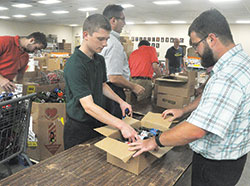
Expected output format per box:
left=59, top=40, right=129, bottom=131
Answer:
left=63, top=115, right=103, bottom=150
left=104, top=82, right=126, bottom=119
left=192, top=152, right=247, bottom=186
left=169, top=66, right=181, bottom=74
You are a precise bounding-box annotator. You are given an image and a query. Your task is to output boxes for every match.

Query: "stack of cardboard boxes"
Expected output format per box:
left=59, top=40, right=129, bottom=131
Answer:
left=156, top=71, right=197, bottom=109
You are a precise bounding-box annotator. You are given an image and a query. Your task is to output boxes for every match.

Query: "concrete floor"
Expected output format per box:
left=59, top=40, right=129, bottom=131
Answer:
left=1, top=153, right=250, bottom=185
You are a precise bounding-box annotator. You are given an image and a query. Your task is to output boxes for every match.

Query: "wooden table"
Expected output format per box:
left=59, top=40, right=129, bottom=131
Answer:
left=0, top=138, right=192, bottom=186
left=0, top=98, right=193, bottom=186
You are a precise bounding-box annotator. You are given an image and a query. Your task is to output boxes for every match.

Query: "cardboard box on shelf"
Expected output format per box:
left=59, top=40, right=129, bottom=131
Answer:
left=22, top=82, right=65, bottom=95
left=26, top=102, right=66, bottom=161
left=94, top=112, right=173, bottom=175
left=156, top=71, right=197, bottom=97
left=157, top=93, right=190, bottom=109
left=47, top=58, right=61, bottom=71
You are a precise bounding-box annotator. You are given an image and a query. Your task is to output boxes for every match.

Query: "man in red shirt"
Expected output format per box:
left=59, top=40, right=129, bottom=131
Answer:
left=0, top=32, right=47, bottom=92
left=128, top=40, right=161, bottom=101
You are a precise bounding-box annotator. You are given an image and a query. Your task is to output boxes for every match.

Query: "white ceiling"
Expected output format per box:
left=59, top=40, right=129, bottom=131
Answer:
left=0, top=0, right=250, bottom=26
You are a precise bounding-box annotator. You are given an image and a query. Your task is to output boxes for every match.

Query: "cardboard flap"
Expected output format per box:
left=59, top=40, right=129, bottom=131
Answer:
left=149, top=146, right=173, bottom=158
left=123, top=117, right=139, bottom=125
left=94, top=117, right=139, bottom=137
left=95, top=137, right=135, bottom=163
left=157, top=76, right=188, bottom=83
left=94, top=126, right=117, bottom=137
left=141, top=112, right=172, bottom=131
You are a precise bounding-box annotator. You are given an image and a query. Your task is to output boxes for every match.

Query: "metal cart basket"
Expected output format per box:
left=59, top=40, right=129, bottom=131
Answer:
left=0, top=93, right=36, bottom=175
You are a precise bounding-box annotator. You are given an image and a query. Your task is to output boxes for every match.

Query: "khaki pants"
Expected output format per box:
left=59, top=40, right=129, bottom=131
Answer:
left=131, top=78, right=153, bottom=101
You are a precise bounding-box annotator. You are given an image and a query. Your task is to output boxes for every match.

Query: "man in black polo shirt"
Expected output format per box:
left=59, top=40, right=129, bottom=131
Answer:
left=63, top=14, right=138, bottom=150
left=165, top=38, right=185, bottom=74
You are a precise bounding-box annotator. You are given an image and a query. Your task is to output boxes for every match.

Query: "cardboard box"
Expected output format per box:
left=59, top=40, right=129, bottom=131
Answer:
left=156, top=71, right=197, bottom=97
left=22, top=82, right=65, bottom=95
left=26, top=102, right=66, bottom=161
left=157, top=93, right=190, bottom=109
left=47, top=58, right=61, bottom=71
left=94, top=112, right=173, bottom=175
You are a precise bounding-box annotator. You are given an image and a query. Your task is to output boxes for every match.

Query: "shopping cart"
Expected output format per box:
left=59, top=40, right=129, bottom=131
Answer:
left=0, top=93, right=36, bottom=176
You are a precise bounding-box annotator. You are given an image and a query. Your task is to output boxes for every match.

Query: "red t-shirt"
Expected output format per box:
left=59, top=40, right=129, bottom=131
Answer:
left=128, top=45, right=158, bottom=78
left=0, top=35, right=29, bottom=81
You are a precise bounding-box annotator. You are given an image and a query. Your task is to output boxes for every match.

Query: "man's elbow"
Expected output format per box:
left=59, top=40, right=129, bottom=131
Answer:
left=192, top=129, right=206, bottom=140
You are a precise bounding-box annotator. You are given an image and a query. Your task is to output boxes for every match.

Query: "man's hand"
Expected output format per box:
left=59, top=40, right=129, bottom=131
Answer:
left=162, top=109, right=184, bottom=122
left=0, top=76, right=16, bottom=92
left=128, top=138, right=158, bottom=157
left=119, top=101, right=132, bottom=117
left=132, top=84, right=145, bottom=95
left=120, top=122, right=139, bottom=143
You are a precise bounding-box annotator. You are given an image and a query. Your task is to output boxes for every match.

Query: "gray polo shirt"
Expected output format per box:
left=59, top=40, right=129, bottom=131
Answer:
left=100, top=30, right=130, bottom=81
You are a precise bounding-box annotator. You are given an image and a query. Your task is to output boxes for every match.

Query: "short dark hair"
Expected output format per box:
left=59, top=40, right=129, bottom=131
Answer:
left=27, top=32, right=47, bottom=48
left=83, top=14, right=111, bottom=35
left=188, top=9, right=234, bottom=45
left=138, top=40, right=150, bottom=47
left=103, top=4, right=124, bottom=20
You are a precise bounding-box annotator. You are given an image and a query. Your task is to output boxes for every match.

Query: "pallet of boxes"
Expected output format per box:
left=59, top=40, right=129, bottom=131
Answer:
left=23, top=69, right=66, bottom=162
left=155, top=71, right=197, bottom=109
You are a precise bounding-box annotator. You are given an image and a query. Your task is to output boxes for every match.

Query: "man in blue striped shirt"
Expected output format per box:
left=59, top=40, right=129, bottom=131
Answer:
left=129, top=9, right=250, bottom=186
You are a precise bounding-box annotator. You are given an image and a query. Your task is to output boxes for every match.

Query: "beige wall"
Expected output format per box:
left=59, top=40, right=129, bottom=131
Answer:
left=0, top=19, right=73, bottom=44
left=1, top=19, right=250, bottom=58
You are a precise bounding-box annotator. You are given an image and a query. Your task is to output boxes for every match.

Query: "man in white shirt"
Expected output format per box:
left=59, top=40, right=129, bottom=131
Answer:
left=100, top=4, right=145, bottom=119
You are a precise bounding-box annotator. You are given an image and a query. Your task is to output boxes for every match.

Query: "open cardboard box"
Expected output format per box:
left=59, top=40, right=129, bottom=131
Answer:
left=94, top=112, right=173, bottom=175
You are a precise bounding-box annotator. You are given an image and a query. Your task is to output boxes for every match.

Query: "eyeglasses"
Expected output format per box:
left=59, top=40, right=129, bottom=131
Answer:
left=191, top=35, right=208, bottom=50
left=115, top=16, right=125, bottom=22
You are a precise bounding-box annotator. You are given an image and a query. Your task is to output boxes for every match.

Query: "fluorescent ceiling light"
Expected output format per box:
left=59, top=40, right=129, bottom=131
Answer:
left=30, top=13, right=46, bottom=16
left=236, top=20, right=250, bottom=24
left=12, top=4, right=32, bottom=8
left=13, top=14, right=27, bottom=18
left=52, top=10, right=69, bottom=14
left=0, top=16, right=10, bottom=19
left=78, top=7, right=97, bottom=12
left=0, top=6, right=8, bottom=10
left=171, top=20, right=187, bottom=24
left=69, top=24, right=79, bottom=27
left=209, top=0, right=241, bottom=2
left=153, top=1, right=181, bottom=5
left=38, top=0, right=61, bottom=4
left=120, top=4, right=135, bottom=8
left=145, top=21, right=159, bottom=24
left=126, top=21, right=135, bottom=25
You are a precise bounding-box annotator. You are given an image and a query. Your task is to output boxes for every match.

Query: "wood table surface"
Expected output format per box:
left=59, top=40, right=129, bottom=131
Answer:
left=0, top=98, right=193, bottom=186
left=0, top=138, right=192, bottom=186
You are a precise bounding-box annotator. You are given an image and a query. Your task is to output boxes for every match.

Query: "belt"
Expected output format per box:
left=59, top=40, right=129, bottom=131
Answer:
left=131, top=76, right=151, bottom=80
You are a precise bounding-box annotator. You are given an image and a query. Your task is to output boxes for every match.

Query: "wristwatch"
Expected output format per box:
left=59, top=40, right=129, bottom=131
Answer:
left=155, top=134, right=164, bottom=147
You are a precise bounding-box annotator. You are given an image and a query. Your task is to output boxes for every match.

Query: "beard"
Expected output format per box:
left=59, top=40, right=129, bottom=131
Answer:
left=199, top=42, right=217, bottom=68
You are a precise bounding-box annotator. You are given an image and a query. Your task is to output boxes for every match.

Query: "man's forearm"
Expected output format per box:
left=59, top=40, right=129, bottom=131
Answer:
left=159, top=121, right=206, bottom=146
left=103, top=83, right=123, bottom=104
left=109, top=75, right=135, bottom=90
left=181, top=95, right=201, bottom=114
left=80, top=96, right=124, bottom=130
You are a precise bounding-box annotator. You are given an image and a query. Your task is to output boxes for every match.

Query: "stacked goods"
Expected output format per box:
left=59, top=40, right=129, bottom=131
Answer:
left=156, top=71, right=197, bottom=109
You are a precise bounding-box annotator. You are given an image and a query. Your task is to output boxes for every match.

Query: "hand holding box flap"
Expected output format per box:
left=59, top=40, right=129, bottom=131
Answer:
left=141, top=112, right=172, bottom=131
left=94, top=137, right=135, bottom=163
